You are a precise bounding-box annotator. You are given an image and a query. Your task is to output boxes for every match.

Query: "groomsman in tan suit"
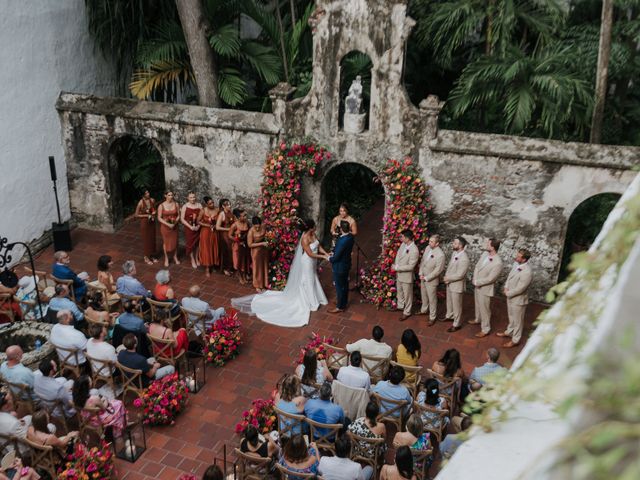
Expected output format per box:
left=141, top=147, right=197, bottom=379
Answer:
left=418, top=234, right=445, bottom=326
left=470, top=238, right=504, bottom=338
left=393, top=230, right=420, bottom=321
left=442, top=236, right=470, bottom=332
left=497, top=248, right=533, bottom=347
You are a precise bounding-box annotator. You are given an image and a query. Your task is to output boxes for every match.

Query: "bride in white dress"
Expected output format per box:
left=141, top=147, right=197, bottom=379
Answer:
left=231, top=219, right=330, bottom=327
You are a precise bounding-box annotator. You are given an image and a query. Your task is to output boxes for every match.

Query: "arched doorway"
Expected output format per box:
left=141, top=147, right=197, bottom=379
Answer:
left=339, top=51, right=373, bottom=131
left=559, top=192, right=621, bottom=280
left=320, top=162, right=384, bottom=259
left=108, top=136, right=165, bottom=229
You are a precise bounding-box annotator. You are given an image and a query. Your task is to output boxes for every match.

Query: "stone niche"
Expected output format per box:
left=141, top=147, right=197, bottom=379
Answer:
left=0, top=322, right=54, bottom=370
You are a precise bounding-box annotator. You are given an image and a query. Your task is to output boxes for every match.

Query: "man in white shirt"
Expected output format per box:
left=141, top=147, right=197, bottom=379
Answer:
left=318, top=435, right=373, bottom=480
left=50, top=310, right=88, bottom=367
left=0, top=390, right=31, bottom=455
left=180, top=285, right=226, bottom=335
left=337, top=351, right=370, bottom=390
left=345, top=325, right=393, bottom=373
left=86, top=323, right=117, bottom=377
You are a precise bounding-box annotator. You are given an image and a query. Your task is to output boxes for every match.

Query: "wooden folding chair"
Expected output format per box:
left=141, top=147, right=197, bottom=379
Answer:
left=146, top=333, right=186, bottom=372
left=411, top=447, right=434, bottom=480
left=118, top=293, right=146, bottom=318
left=274, top=406, right=306, bottom=441
left=391, top=360, right=423, bottom=398
left=147, top=298, right=183, bottom=327
left=412, top=401, right=449, bottom=442
left=305, top=417, right=343, bottom=454
left=87, top=282, right=120, bottom=313
left=23, top=266, right=55, bottom=290
left=86, top=353, right=116, bottom=393
left=16, top=436, right=58, bottom=479
left=4, top=380, right=35, bottom=415
left=323, top=342, right=349, bottom=373
left=347, top=430, right=386, bottom=477
left=38, top=397, right=73, bottom=434
left=180, top=306, right=208, bottom=340
left=78, top=405, right=106, bottom=447
left=50, top=276, right=76, bottom=303
left=234, top=448, right=273, bottom=480
left=427, top=369, right=460, bottom=416
left=0, top=293, right=18, bottom=323
left=115, top=361, right=145, bottom=403
left=371, top=392, right=409, bottom=432
left=274, top=463, right=324, bottom=479
left=360, top=354, right=390, bottom=384
left=50, top=342, right=83, bottom=379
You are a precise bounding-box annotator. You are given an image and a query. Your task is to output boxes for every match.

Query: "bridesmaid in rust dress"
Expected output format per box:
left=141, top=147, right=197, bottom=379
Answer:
left=157, top=191, right=180, bottom=267
left=198, top=196, right=220, bottom=277
left=135, top=190, right=158, bottom=265
left=180, top=192, right=202, bottom=269
left=216, top=198, right=235, bottom=276
left=229, top=209, right=251, bottom=285
left=247, top=216, right=269, bottom=292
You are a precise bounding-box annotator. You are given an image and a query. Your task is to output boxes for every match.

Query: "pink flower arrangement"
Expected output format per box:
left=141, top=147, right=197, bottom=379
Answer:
left=204, top=309, right=242, bottom=367
left=235, top=397, right=277, bottom=435
left=57, top=441, right=114, bottom=479
left=260, top=140, right=332, bottom=290
left=360, top=157, right=431, bottom=310
left=296, top=332, right=336, bottom=364
left=177, top=475, right=198, bottom=480
left=133, top=373, right=189, bottom=425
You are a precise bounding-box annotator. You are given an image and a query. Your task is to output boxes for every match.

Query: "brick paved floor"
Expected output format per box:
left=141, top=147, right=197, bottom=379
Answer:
left=31, top=209, right=544, bottom=479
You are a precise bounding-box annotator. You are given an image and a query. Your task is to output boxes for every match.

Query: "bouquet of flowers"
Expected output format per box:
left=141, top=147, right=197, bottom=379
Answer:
left=57, top=441, right=114, bottom=479
left=133, top=373, right=189, bottom=426
left=204, top=309, right=242, bottom=367
left=296, top=332, right=336, bottom=364
left=235, top=397, right=277, bottom=435
left=259, top=140, right=332, bottom=290
left=360, top=157, right=431, bottom=310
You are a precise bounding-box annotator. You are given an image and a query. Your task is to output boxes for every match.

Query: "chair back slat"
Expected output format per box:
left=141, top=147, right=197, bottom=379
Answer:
left=322, top=343, right=348, bottom=372
left=411, top=447, right=434, bottom=480
left=234, top=448, right=272, bottom=480
left=274, top=463, right=324, bottom=479
left=304, top=417, right=343, bottom=454
left=49, top=341, right=82, bottom=378
left=411, top=401, right=449, bottom=442
left=370, top=392, right=409, bottom=431
left=180, top=306, right=208, bottom=340
left=360, top=354, right=390, bottom=384
left=115, top=361, right=145, bottom=401
left=391, top=360, right=423, bottom=398
left=51, top=275, right=76, bottom=303
left=346, top=430, right=385, bottom=474
left=273, top=406, right=305, bottom=440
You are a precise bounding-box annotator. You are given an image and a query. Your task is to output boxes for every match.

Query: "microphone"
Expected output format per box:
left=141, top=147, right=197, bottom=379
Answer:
left=49, top=156, right=57, bottom=182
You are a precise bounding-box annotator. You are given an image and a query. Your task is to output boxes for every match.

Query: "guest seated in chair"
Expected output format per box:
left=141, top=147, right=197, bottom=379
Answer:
left=0, top=270, right=22, bottom=324
left=33, top=359, right=75, bottom=418
left=28, top=409, right=78, bottom=452
left=416, top=378, right=449, bottom=430
left=431, top=348, right=467, bottom=400
left=115, top=260, right=150, bottom=299
left=304, top=382, right=346, bottom=440
left=0, top=346, right=35, bottom=395
left=48, top=285, right=84, bottom=327
left=392, top=414, right=432, bottom=472
left=152, top=269, right=180, bottom=315
left=347, top=400, right=386, bottom=460
left=94, top=255, right=120, bottom=304
left=337, top=351, right=370, bottom=390
left=86, top=324, right=117, bottom=378
left=52, top=251, right=88, bottom=301
left=50, top=310, right=87, bottom=369
left=274, top=375, right=306, bottom=436
left=115, top=301, right=147, bottom=335
left=117, top=333, right=175, bottom=387
left=372, top=365, right=412, bottom=418
left=85, top=292, right=117, bottom=331
left=0, top=454, right=40, bottom=480
left=72, top=375, right=126, bottom=438
left=181, top=285, right=226, bottom=336
left=240, top=424, right=279, bottom=459
left=318, top=434, right=374, bottom=480
left=469, top=348, right=506, bottom=391
left=278, top=434, right=320, bottom=479
left=148, top=310, right=188, bottom=357
left=396, top=329, right=421, bottom=377
left=16, top=274, right=50, bottom=321
left=295, top=349, right=333, bottom=398
left=380, top=446, right=416, bottom=480
left=346, top=325, right=393, bottom=372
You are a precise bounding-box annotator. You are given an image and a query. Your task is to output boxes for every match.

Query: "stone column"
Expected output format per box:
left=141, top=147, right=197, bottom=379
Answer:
left=419, top=95, right=445, bottom=143
left=269, top=82, right=296, bottom=134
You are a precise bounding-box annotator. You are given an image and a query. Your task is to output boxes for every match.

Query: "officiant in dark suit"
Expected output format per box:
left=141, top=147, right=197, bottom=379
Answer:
left=329, top=221, right=355, bottom=313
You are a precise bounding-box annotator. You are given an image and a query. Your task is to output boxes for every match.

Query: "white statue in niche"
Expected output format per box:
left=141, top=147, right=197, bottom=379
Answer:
left=345, top=75, right=363, bottom=114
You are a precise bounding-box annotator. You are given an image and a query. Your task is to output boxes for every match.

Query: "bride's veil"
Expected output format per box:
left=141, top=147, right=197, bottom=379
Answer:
left=231, top=239, right=304, bottom=315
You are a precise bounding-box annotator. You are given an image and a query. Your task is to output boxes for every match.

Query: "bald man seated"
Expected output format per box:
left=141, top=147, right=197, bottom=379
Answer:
left=180, top=285, right=226, bottom=336
left=0, top=346, right=35, bottom=397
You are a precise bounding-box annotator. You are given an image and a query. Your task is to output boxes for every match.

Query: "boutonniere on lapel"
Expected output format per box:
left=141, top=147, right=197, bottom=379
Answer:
left=489, top=257, right=493, bottom=262
left=517, top=267, right=522, bottom=271
left=454, top=256, right=459, bottom=261
left=429, top=254, right=434, bottom=258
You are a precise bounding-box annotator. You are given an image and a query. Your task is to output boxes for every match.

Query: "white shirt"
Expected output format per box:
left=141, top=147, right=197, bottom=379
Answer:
left=345, top=339, right=392, bottom=372
left=50, top=324, right=88, bottom=365
left=336, top=365, right=370, bottom=390
left=86, top=339, right=117, bottom=375
left=319, top=456, right=366, bottom=480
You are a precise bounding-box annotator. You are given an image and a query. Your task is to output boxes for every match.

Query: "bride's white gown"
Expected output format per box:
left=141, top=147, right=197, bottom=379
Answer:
left=231, top=240, right=328, bottom=327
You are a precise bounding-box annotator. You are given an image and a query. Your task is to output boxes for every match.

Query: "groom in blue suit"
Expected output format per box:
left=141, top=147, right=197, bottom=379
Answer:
left=329, top=221, right=355, bottom=313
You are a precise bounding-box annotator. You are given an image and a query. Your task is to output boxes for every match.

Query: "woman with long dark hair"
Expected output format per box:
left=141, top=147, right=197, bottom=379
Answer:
left=135, top=189, right=158, bottom=265
left=396, top=328, right=422, bottom=382
left=295, top=349, right=333, bottom=397
left=216, top=198, right=235, bottom=276
left=347, top=400, right=387, bottom=460
left=72, top=375, right=126, bottom=438
left=380, top=445, right=416, bottom=480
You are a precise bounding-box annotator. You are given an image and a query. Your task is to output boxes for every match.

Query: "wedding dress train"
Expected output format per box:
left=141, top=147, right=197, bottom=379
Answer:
left=231, top=240, right=328, bottom=327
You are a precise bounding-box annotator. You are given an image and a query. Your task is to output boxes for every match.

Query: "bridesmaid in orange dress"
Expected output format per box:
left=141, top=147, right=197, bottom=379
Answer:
left=229, top=209, right=251, bottom=285
left=157, top=191, right=180, bottom=267
left=180, top=192, right=202, bottom=269
left=247, top=216, right=269, bottom=292
left=134, top=190, right=158, bottom=265
left=198, top=196, right=220, bottom=277
left=215, top=198, right=235, bottom=276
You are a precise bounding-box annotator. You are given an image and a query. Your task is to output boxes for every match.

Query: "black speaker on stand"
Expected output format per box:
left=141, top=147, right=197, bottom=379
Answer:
left=49, top=156, right=72, bottom=251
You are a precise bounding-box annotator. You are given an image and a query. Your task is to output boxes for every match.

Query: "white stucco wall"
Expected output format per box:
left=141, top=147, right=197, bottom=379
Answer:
left=0, top=0, right=116, bottom=253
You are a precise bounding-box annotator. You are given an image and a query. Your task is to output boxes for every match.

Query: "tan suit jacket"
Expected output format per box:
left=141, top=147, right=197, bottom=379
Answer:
left=394, top=242, right=419, bottom=284
left=505, top=262, right=532, bottom=305
left=444, top=249, right=470, bottom=293
left=472, top=252, right=504, bottom=297
left=418, top=246, right=445, bottom=286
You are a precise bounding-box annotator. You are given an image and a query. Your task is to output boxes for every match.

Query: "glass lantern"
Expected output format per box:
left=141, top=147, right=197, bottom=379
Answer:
left=114, top=410, right=146, bottom=462
left=184, top=350, right=206, bottom=394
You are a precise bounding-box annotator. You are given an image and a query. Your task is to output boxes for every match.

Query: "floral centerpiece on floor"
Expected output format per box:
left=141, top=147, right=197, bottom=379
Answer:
left=296, top=332, right=336, bottom=364
left=360, top=157, right=431, bottom=310
left=57, top=441, right=114, bottom=479
left=260, top=140, right=332, bottom=290
left=204, top=309, right=242, bottom=367
left=133, top=372, right=189, bottom=426
left=235, top=397, right=277, bottom=435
